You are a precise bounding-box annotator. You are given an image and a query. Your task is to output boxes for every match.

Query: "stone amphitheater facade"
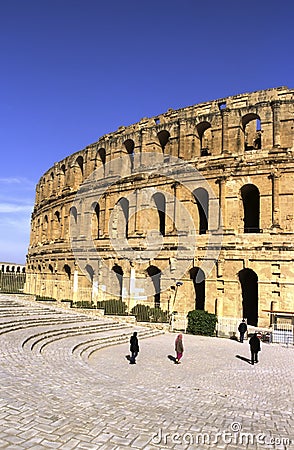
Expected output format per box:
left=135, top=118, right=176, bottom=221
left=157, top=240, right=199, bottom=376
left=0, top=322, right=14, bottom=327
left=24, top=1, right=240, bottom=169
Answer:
left=25, top=86, right=294, bottom=328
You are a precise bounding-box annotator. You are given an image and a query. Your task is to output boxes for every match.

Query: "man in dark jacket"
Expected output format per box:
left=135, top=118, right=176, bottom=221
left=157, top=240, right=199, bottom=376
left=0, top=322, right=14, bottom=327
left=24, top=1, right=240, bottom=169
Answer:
left=238, top=319, right=247, bottom=343
left=130, top=331, right=139, bottom=364
left=249, top=332, right=261, bottom=364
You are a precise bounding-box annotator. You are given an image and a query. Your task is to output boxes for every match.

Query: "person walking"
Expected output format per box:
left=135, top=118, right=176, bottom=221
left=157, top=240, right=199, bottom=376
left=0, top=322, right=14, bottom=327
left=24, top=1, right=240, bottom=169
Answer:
left=249, top=332, right=261, bottom=365
left=238, top=319, right=247, bottom=343
left=130, top=331, right=139, bottom=364
left=175, top=333, right=184, bottom=364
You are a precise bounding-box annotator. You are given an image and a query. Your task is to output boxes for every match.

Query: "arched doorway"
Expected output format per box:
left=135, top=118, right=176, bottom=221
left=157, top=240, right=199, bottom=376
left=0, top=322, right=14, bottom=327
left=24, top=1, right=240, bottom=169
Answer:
left=117, top=198, right=129, bottom=238
left=238, top=268, right=258, bottom=326
left=196, top=121, right=212, bottom=156
left=241, top=184, right=260, bottom=233
left=190, top=267, right=205, bottom=310
left=147, top=265, right=161, bottom=308
left=124, top=139, right=135, bottom=171
left=112, top=265, right=123, bottom=299
left=152, top=193, right=166, bottom=236
left=193, top=188, right=209, bottom=234
left=242, top=113, right=262, bottom=151
left=157, top=130, right=170, bottom=153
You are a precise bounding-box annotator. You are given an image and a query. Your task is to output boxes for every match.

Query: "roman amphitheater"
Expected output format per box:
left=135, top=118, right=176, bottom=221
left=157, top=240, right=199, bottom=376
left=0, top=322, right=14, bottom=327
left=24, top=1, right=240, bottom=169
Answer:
left=25, top=86, right=294, bottom=328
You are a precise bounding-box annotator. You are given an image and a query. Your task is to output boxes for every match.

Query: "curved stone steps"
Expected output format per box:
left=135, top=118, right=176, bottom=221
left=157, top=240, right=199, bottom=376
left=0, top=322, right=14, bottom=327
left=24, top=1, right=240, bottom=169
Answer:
left=0, top=315, right=96, bottom=332
left=73, top=327, right=164, bottom=361
left=0, top=317, right=105, bottom=338
left=0, top=295, right=165, bottom=378
left=22, top=322, right=130, bottom=352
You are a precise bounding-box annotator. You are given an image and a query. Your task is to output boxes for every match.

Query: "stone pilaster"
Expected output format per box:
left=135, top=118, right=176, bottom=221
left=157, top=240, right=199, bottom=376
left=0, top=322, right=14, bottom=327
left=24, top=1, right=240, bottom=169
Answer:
left=221, top=108, right=230, bottom=154
left=271, top=100, right=281, bottom=148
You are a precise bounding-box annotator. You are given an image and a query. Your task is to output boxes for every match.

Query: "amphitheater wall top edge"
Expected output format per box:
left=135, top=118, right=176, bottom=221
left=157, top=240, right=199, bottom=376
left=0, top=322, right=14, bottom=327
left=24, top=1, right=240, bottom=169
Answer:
left=38, top=86, right=293, bottom=183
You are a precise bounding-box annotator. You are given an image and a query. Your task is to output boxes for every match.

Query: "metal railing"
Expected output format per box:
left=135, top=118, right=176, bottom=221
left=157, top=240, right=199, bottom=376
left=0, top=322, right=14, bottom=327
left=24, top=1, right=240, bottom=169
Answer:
left=0, top=272, right=26, bottom=294
left=216, top=316, right=243, bottom=338
left=271, top=323, right=294, bottom=345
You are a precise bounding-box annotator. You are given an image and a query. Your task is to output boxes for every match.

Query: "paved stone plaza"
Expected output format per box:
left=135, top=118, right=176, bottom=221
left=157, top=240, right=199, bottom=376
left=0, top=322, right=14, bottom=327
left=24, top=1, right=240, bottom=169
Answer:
left=0, top=294, right=293, bottom=449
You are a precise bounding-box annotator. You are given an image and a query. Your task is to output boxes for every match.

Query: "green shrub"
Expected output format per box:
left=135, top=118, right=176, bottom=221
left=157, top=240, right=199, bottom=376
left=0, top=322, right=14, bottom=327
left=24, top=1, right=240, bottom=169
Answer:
left=74, top=300, right=94, bottom=309
left=131, top=304, right=169, bottom=322
left=149, top=307, right=169, bottom=323
left=187, top=310, right=217, bottom=336
left=35, top=295, right=57, bottom=302
left=96, top=299, right=128, bottom=315
left=131, top=304, right=150, bottom=322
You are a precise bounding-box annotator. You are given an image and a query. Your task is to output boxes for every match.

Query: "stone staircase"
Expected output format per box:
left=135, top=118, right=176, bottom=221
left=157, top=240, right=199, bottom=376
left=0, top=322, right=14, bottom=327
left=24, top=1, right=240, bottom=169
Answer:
left=0, top=294, right=165, bottom=362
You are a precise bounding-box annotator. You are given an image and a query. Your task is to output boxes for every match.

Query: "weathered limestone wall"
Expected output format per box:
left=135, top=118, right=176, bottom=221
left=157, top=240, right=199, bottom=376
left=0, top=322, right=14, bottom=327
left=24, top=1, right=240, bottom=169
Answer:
left=25, top=87, right=294, bottom=327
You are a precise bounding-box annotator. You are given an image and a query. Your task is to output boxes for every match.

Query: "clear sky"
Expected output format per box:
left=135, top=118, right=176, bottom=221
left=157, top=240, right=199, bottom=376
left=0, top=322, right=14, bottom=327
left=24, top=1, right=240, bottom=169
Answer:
left=0, top=0, right=293, bottom=264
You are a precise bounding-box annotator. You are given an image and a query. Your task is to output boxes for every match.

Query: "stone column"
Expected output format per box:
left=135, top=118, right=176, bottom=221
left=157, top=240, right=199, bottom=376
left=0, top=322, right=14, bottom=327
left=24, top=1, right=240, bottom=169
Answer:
left=221, top=109, right=230, bottom=154
left=73, top=269, right=79, bottom=302
left=78, top=201, right=85, bottom=238
left=92, top=274, right=99, bottom=304
left=271, top=101, right=281, bottom=148
left=216, top=176, right=226, bottom=231
left=270, top=169, right=281, bottom=229
left=103, top=194, right=110, bottom=238
left=135, top=189, right=143, bottom=235
left=171, top=182, right=180, bottom=234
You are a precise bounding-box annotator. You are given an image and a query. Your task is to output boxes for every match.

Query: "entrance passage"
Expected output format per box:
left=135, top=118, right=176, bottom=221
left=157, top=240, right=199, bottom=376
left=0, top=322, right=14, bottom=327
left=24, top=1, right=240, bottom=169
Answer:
left=147, top=265, right=161, bottom=308
left=190, top=267, right=205, bottom=310
left=241, top=184, right=260, bottom=233
left=238, top=268, right=258, bottom=326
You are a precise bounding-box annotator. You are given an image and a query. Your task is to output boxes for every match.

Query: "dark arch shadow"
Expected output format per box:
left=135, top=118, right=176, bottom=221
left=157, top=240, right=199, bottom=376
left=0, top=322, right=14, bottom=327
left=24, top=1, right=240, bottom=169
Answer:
left=235, top=355, right=251, bottom=364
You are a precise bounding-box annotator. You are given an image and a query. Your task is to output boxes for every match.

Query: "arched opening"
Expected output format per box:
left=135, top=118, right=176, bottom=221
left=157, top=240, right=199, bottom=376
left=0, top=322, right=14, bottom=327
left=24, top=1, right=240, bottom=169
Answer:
left=92, top=202, right=100, bottom=239
left=50, top=171, right=54, bottom=194
left=70, top=207, right=78, bottom=238
left=157, top=130, right=170, bottom=153
left=85, top=264, right=94, bottom=283
left=64, top=264, right=71, bottom=280
left=238, top=268, right=258, bottom=326
left=60, top=164, right=66, bottom=189
left=196, top=121, right=212, bottom=156
left=147, top=265, right=161, bottom=308
left=98, top=148, right=106, bottom=175
left=74, top=156, right=84, bottom=188
left=152, top=193, right=166, bottom=236
left=112, top=264, right=123, bottom=298
left=118, top=198, right=129, bottom=238
left=76, top=156, right=84, bottom=175
left=193, top=188, right=209, bottom=234
left=70, top=207, right=77, bottom=224
left=241, top=184, right=260, bottom=233
left=190, top=267, right=205, bottom=310
left=43, top=215, right=49, bottom=240
left=54, top=211, right=61, bottom=239
left=242, top=114, right=262, bottom=151
left=124, top=139, right=135, bottom=171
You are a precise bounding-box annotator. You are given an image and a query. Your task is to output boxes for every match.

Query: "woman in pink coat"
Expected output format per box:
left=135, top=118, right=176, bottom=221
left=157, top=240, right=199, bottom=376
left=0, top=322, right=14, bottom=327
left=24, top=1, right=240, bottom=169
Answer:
left=175, top=334, right=184, bottom=364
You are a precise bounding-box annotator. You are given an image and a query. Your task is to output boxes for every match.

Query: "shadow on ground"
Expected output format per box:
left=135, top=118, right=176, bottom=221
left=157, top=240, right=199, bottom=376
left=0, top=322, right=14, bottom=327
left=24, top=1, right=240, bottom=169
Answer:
left=235, top=355, right=252, bottom=364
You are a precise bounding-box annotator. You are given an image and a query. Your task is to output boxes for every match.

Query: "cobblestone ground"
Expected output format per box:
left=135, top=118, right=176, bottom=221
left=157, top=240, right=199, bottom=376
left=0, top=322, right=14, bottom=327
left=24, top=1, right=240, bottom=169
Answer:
left=0, top=294, right=293, bottom=450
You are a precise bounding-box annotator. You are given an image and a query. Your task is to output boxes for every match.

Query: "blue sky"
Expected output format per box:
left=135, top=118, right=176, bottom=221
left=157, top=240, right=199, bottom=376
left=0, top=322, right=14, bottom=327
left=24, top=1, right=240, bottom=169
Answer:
left=0, top=0, right=293, bottom=264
